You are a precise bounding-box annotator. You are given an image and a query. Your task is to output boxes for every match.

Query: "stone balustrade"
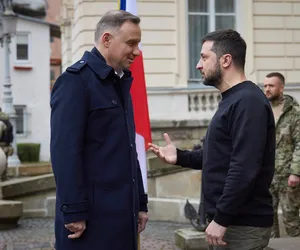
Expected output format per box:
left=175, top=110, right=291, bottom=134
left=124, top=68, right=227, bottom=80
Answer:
left=147, top=87, right=220, bottom=121
left=187, top=88, right=221, bottom=120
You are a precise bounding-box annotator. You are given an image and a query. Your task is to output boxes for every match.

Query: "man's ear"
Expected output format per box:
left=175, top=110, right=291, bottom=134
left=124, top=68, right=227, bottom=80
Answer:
left=101, top=32, right=112, bottom=48
left=280, top=83, right=285, bottom=92
left=221, top=54, right=232, bottom=69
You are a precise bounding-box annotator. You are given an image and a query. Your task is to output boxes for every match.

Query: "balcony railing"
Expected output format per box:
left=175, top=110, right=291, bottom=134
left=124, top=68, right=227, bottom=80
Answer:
left=148, top=84, right=300, bottom=122
left=147, top=87, right=221, bottom=121
left=188, top=89, right=221, bottom=113
left=187, top=88, right=221, bottom=121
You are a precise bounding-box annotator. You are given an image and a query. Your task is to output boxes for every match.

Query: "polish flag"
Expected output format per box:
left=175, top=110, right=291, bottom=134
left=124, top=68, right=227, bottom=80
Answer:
left=119, top=0, right=152, bottom=193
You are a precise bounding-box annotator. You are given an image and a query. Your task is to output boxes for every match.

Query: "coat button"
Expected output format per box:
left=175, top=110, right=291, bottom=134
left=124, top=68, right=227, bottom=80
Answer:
left=112, top=100, right=118, bottom=105
left=130, top=144, right=133, bottom=149
left=132, top=179, right=135, bottom=184
left=61, top=205, right=68, bottom=212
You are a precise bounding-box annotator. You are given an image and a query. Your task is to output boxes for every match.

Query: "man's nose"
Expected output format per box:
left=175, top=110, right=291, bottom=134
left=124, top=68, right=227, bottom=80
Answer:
left=196, top=62, right=203, bottom=71
left=133, top=48, right=140, bottom=57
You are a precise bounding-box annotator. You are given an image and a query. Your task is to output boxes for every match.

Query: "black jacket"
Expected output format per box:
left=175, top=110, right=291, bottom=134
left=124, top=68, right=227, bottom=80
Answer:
left=176, top=81, right=275, bottom=227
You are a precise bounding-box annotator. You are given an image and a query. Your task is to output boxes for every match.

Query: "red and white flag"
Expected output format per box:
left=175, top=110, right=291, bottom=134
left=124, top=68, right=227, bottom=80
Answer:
left=119, top=0, right=152, bottom=192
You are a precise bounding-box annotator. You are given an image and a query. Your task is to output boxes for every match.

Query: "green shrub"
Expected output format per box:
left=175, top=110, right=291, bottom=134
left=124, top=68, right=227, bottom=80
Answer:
left=17, top=143, right=40, bottom=163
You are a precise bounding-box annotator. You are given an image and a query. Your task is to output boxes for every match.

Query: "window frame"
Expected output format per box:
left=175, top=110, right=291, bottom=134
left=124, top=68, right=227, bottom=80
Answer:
left=15, top=32, right=31, bottom=64
left=14, top=105, right=28, bottom=136
left=187, top=0, right=238, bottom=86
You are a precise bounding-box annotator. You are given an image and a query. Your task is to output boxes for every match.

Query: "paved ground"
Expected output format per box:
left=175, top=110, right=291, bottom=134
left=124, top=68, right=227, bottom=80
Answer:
left=1, top=218, right=300, bottom=249
left=0, top=218, right=185, bottom=249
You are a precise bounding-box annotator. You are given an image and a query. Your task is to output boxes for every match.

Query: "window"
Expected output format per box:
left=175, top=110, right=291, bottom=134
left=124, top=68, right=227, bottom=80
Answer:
left=50, top=69, right=55, bottom=89
left=50, top=36, right=54, bottom=43
left=14, top=105, right=27, bottom=135
left=188, top=0, right=236, bottom=84
left=16, top=34, right=29, bottom=61
left=50, top=70, right=55, bottom=81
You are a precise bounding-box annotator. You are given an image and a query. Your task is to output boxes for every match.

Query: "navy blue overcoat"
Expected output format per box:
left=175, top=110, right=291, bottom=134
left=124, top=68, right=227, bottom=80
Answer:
left=50, top=47, right=148, bottom=250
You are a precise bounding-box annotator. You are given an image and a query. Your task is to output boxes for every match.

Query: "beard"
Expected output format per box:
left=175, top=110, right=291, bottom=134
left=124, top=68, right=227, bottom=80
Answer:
left=202, top=62, right=222, bottom=88
left=267, top=93, right=281, bottom=102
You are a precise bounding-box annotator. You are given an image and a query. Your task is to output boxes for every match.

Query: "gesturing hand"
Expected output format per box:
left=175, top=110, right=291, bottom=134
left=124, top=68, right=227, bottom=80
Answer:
left=148, top=133, right=177, bottom=164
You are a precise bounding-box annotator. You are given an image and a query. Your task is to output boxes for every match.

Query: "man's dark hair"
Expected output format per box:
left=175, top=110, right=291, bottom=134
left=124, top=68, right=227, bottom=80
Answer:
left=201, top=29, right=247, bottom=70
left=95, top=10, right=140, bottom=43
left=266, top=72, right=285, bottom=85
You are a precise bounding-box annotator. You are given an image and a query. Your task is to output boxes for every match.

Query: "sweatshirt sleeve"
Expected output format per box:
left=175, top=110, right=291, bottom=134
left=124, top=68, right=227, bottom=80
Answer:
left=176, top=148, right=203, bottom=170
left=214, top=96, right=271, bottom=227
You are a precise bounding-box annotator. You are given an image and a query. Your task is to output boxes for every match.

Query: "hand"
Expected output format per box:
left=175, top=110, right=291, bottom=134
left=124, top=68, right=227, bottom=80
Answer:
left=148, top=133, right=177, bottom=164
left=205, top=220, right=227, bottom=246
left=65, top=220, right=86, bottom=239
left=138, top=212, right=148, bottom=233
left=288, top=174, right=300, bottom=187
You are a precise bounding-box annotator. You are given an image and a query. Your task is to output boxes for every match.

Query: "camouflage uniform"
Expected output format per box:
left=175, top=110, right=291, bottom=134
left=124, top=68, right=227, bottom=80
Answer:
left=270, top=95, right=300, bottom=237
left=0, top=111, right=13, bottom=181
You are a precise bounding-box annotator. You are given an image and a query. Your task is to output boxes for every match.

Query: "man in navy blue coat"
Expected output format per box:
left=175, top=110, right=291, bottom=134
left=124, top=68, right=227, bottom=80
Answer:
left=50, top=10, right=148, bottom=250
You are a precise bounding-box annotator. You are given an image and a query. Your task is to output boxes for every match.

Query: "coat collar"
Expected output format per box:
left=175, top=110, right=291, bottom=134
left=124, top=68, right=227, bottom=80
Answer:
left=81, top=47, right=132, bottom=81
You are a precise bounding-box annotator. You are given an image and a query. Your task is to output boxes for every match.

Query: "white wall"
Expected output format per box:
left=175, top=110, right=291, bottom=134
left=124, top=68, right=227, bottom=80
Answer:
left=0, top=17, right=51, bottom=161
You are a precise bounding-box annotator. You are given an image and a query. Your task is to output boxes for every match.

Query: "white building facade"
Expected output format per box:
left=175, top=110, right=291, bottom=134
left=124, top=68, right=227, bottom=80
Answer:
left=60, top=0, right=300, bottom=124
left=0, top=15, right=53, bottom=161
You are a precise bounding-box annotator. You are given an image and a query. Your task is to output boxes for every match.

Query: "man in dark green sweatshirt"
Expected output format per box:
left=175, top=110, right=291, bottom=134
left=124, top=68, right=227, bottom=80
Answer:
left=149, top=29, right=275, bottom=250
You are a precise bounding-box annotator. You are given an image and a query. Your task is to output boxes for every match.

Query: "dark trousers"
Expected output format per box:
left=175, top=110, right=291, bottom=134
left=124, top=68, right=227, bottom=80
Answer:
left=208, top=226, right=271, bottom=250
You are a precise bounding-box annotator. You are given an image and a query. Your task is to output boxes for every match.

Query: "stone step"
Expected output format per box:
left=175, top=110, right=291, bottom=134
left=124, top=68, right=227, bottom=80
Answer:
left=174, top=228, right=300, bottom=250
left=0, top=174, right=55, bottom=218
left=266, top=237, right=300, bottom=250
left=45, top=196, right=56, bottom=217
left=0, top=174, right=55, bottom=199
left=23, top=208, right=47, bottom=218
left=175, top=228, right=206, bottom=250
left=0, top=200, right=23, bottom=230
left=6, top=163, right=52, bottom=178
left=148, top=198, right=198, bottom=223
left=20, top=193, right=53, bottom=211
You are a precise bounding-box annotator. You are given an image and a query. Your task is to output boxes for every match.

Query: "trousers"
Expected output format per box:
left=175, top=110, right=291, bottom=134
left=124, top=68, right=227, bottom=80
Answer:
left=270, top=185, right=300, bottom=237
left=208, top=226, right=271, bottom=250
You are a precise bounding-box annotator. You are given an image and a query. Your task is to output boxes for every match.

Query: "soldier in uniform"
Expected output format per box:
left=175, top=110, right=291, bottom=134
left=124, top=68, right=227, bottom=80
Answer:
left=264, top=72, right=300, bottom=237
left=0, top=109, right=14, bottom=181
left=0, top=117, right=8, bottom=180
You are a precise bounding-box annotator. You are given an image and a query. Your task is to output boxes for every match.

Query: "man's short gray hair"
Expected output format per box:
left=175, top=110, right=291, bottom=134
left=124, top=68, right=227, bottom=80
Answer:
left=95, top=10, right=140, bottom=43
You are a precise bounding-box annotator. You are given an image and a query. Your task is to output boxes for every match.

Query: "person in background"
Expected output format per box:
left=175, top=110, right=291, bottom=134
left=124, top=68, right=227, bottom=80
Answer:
left=264, top=72, right=300, bottom=238
left=0, top=108, right=14, bottom=181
